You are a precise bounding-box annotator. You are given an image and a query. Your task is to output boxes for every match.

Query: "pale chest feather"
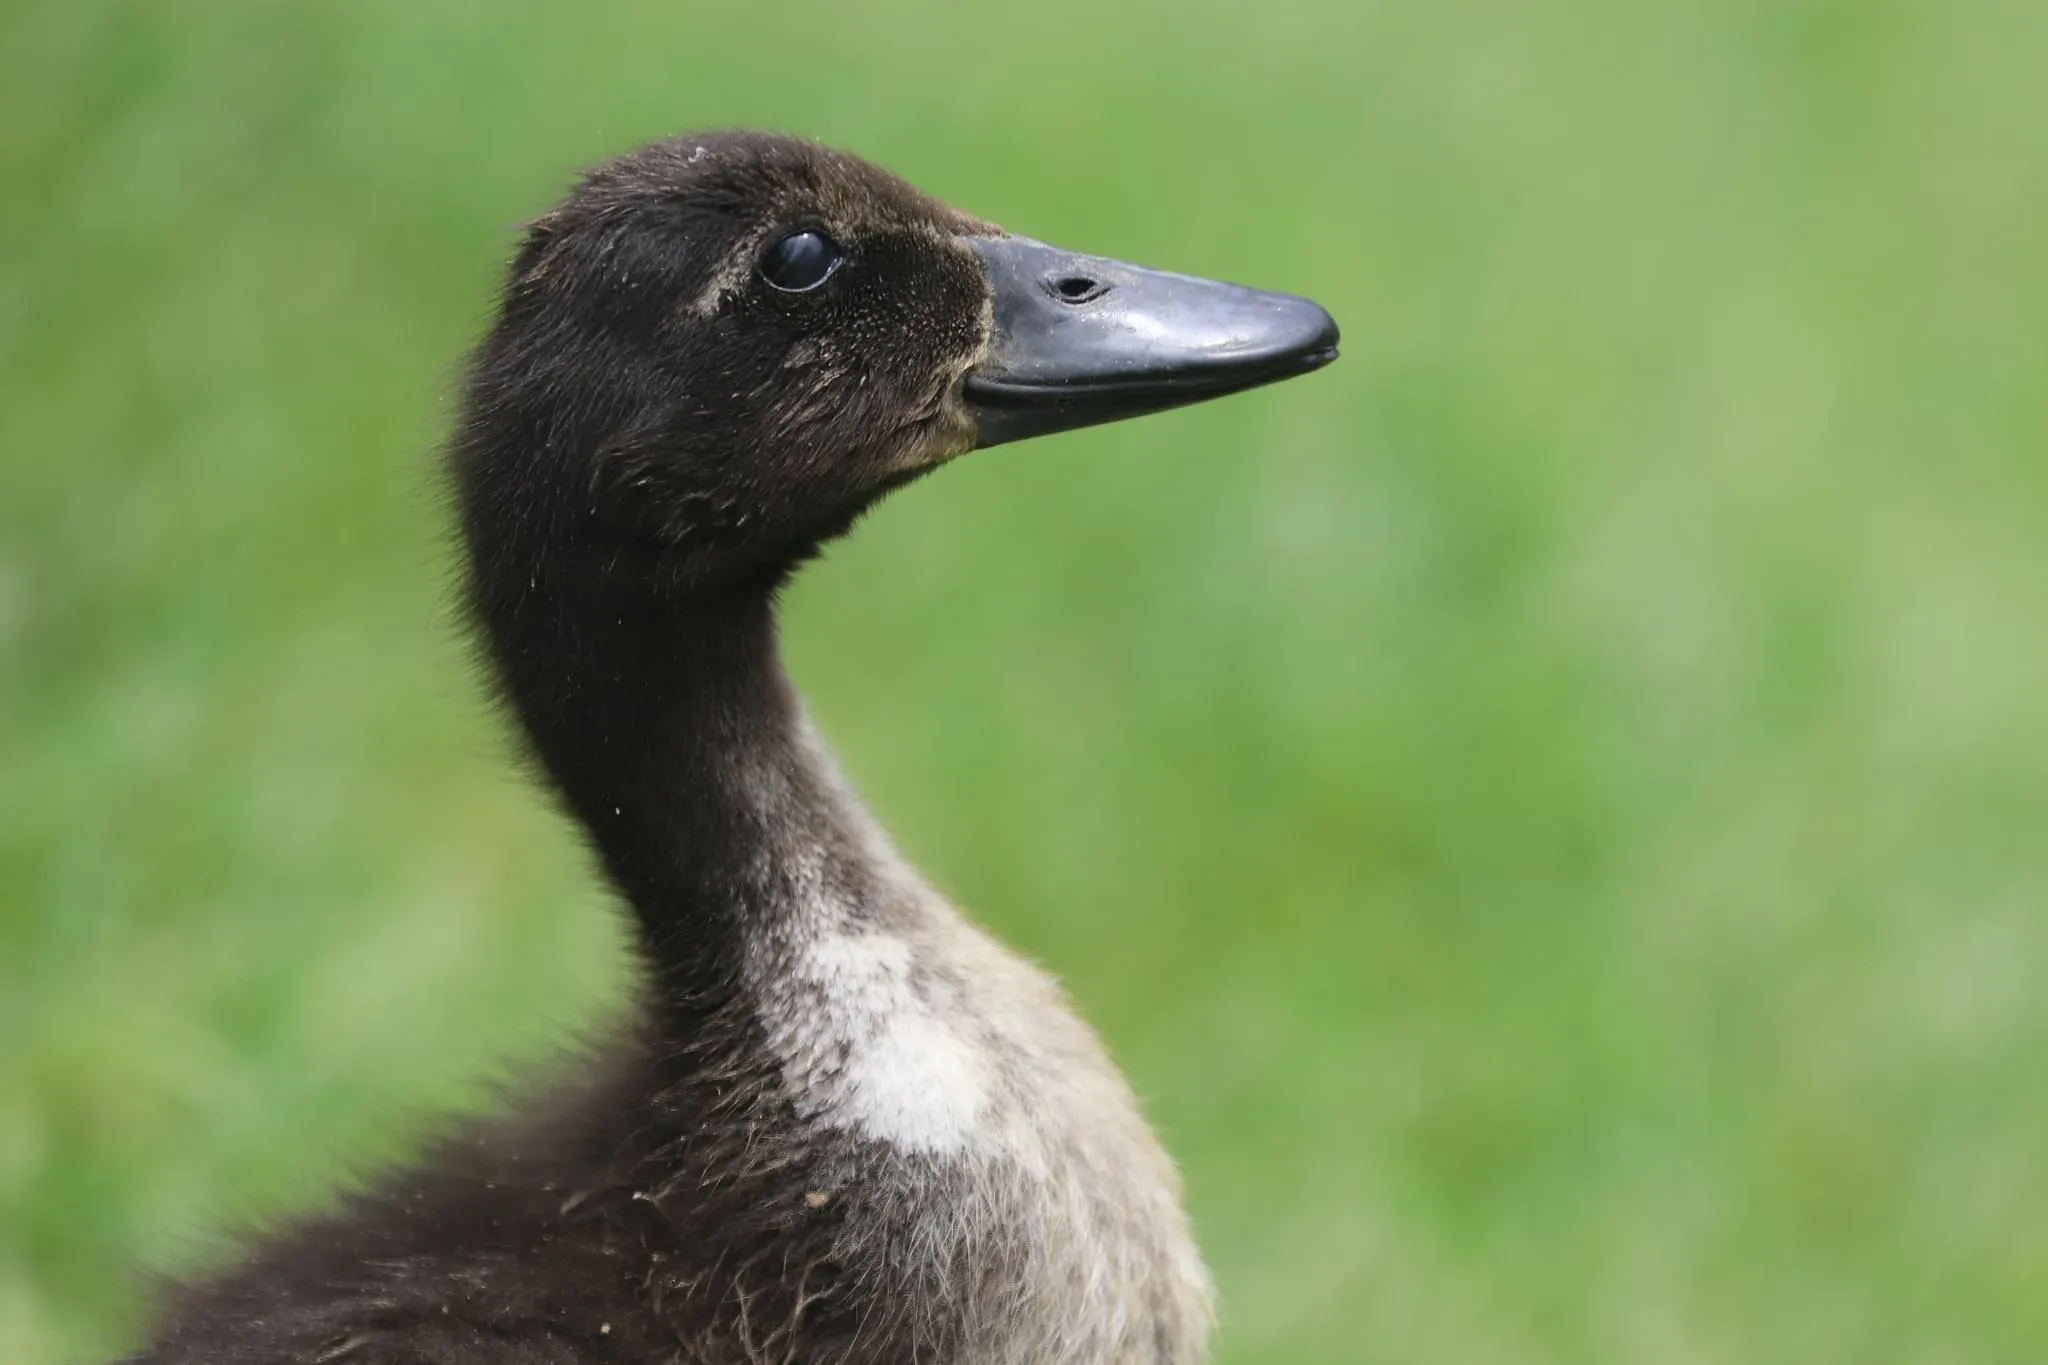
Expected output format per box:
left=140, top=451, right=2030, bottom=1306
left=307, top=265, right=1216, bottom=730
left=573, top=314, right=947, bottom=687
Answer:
left=747, top=888, right=1214, bottom=1363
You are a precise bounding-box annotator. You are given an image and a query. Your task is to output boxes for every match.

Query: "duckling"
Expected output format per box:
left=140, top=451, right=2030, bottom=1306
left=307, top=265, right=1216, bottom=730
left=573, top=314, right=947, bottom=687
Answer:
left=127, top=130, right=1337, bottom=1365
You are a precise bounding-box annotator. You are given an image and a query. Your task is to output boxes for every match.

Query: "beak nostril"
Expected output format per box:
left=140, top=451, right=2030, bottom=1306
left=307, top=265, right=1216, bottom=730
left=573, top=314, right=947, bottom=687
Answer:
left=1051, top=275, right=1108, bottom=304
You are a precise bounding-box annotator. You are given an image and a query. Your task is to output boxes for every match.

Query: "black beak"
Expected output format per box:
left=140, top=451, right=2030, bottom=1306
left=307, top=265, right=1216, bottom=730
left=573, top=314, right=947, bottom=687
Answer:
left=962, top=235, right=1339, bottom=448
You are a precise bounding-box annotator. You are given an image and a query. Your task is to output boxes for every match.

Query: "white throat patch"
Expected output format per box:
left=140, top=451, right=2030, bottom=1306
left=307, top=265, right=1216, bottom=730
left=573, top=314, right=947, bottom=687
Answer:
left=739, top=716, right=1003, bottom=1156
left=761, top=923, right=993, bottom=1154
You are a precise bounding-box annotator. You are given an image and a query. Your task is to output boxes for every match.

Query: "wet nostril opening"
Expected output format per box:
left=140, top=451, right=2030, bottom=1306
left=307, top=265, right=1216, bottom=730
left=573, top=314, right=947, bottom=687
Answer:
left=1052, top=275, right=1108, bottom=304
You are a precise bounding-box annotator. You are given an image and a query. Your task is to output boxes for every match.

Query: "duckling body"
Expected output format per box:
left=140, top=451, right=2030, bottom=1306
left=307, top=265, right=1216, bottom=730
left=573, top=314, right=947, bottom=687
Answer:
left=142, top=682, right=1209, bottom=1365
left=126, top=131, right=1335, bottom=1365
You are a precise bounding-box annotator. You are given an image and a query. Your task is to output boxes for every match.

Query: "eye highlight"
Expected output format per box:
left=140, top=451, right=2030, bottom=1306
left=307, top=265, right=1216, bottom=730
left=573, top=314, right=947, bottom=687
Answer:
left=759, top=229, right=842, bottom=292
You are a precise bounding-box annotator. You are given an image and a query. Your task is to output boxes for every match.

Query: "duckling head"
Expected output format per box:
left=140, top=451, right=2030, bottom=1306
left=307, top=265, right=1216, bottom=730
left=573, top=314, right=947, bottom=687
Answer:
left=452, top=130, right=1337, bottom=593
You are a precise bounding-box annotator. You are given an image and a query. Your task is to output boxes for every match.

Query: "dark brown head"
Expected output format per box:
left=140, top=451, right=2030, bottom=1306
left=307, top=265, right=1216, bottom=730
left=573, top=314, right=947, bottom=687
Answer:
left=450, top=130, right=1337, bottom=600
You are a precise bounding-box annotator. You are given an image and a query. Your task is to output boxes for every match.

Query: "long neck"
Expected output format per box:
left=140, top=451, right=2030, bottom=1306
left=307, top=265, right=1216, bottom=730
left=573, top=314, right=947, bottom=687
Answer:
left=475, top=548, right=880, bottom=990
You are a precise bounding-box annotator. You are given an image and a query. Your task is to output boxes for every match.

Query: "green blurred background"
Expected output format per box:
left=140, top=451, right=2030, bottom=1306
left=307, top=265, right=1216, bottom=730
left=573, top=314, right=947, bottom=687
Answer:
left=4, top=1, right=2046, bottom=1360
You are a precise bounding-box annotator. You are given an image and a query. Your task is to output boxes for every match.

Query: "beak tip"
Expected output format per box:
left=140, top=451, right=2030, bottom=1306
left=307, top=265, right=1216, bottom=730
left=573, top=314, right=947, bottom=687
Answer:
left=1281, top=297, right=1341, bottom=369
left=1280, top=287, right=1340, bottom=343
left=1312, top=304, right=1342, bottom=353
left=1215, top=294, right=1341, bottom=383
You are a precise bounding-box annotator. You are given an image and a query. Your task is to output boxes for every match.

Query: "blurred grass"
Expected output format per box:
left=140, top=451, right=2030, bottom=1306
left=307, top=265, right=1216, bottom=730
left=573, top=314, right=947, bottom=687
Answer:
left=3, top=0, right=2047, bottom=1360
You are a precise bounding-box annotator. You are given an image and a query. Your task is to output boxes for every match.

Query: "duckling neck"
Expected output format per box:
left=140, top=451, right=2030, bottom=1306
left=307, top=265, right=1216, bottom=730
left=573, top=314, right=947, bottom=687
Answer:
left=475, top=547, right=1219, bottom=1358
left=482, top=560, right=890, bottom=986
left=486, top=552, right=1023, bottom=1155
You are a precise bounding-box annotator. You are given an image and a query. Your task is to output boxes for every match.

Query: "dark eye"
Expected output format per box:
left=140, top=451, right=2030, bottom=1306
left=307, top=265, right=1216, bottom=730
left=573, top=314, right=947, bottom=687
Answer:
left=759, top=229, right=842, bottom=292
